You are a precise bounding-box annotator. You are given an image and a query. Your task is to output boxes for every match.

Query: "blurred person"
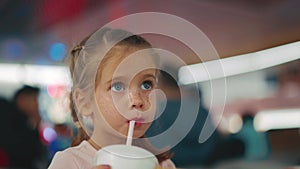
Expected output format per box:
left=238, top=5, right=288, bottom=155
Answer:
left=0, top=85, right=48, bottom=169
left=234, top=111, right=270, bottom=161
left=147, top=70, right=245, bottom=167
left=0, top=97, right=12, bottom=167
left=13, top=85, right=41, bottom=129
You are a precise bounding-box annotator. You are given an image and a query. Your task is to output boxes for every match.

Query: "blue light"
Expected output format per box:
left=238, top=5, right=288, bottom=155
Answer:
left=2, top=39, right=25, bottom=58
left=49, top=42, right=67, bottom=61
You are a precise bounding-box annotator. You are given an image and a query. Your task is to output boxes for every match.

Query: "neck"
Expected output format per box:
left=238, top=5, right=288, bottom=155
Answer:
left=90, top=133, right=127, bottom=150
left=88, top=139, right=101, bottom=150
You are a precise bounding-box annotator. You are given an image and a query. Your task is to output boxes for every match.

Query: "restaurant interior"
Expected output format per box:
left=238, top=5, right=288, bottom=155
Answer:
left=0, top=0, right=299, bottom=169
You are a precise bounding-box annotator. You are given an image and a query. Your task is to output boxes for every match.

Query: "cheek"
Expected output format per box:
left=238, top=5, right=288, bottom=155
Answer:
left=97, top=95, right=126, bottom=122
left=146, top=91, right=157, bottom=108
left=98, top=97, right=114, bottom=116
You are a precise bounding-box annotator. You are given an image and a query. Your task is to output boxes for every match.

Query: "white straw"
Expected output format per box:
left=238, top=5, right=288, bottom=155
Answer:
left=126, top=120, right=135, bottom=146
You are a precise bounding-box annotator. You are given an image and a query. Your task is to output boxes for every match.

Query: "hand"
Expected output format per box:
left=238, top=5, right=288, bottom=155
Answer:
left=155, top=166, right=175, bottom=169
left=91, top=165, right=111, bottom=169
left=92, top=165, right=174, bottom=169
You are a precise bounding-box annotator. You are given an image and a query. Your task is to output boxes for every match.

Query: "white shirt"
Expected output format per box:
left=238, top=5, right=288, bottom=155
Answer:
left=48, top=141, right=176, bottom=169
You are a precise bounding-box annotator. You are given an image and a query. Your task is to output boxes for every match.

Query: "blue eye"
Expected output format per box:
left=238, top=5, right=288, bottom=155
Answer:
left=111, top=82, right=125, bottom=92
left=141, top=80, right=153, bottom=90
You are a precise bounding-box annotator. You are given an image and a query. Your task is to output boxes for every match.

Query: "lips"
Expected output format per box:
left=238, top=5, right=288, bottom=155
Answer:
left=127, top=118, right=145, bottom=128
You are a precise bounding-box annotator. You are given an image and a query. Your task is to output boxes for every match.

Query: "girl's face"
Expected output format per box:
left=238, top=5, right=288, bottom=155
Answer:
left=94, top=47, right=157, bottom=139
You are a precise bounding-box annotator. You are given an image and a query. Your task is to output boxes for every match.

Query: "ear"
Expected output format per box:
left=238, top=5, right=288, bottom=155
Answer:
left=73, top=88, right=93, bottom=116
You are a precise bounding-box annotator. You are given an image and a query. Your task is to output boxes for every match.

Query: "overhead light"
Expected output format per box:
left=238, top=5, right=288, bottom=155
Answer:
left=178, top=41, right=300, bottom=85
left=254, top=108, right=300, bottom=132
left=0, top=63, right=71, bottom=86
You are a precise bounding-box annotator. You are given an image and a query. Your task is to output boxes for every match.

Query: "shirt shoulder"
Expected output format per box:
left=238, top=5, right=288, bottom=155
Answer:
left=160, top=159, right=176, bottom=169
left=48, top=150, right=78, bottom=169
left=48, top=141, right=96, bottom=169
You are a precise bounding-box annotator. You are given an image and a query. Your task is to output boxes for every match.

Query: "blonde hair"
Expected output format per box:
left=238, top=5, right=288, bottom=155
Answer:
left=68, top=28, right=172, bottom=162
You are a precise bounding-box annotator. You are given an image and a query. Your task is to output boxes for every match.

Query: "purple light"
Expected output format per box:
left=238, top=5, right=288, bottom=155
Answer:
left=43, top=127, right=57, bottom=143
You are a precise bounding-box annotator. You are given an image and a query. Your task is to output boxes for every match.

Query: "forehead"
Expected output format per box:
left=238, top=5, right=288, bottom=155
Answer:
left=100, top=46, right=157, bottom=81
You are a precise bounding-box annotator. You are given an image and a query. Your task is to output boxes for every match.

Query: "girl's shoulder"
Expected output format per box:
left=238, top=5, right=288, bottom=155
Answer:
left=56, top=140, right=96, bottom=158
left=48, top=141, right=96, bottom=169
left=48, top=150, right=79, bottom=169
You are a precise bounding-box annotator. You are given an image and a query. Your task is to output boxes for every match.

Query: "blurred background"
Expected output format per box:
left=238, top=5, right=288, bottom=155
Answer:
left=0, top=0, right=299, bottom=169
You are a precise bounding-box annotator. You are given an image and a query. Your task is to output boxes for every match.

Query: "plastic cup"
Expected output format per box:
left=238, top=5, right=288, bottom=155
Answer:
left=93, top=144, right=158, bottom=169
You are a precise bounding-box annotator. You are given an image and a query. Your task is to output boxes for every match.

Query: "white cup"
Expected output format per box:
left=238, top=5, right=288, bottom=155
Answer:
left=93, top=144, right=158, bottom=169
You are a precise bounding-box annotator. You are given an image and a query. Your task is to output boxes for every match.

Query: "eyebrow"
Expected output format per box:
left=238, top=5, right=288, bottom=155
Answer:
left=106, top=76, right=126, bottom=86
left=140, top=74, right=156, bottom=80
left=105, top=73, right=156, bottom=85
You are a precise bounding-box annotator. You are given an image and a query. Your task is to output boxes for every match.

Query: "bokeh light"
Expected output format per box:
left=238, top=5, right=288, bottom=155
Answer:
left=228, top=114, right=243, bottom=134
left=1, top=38, right=26, bottom=59
left=41, top=127, right=57, bottom=144
left=49, top=42, right=67, bottom=62
left=47, top=84, right=63, bottom=98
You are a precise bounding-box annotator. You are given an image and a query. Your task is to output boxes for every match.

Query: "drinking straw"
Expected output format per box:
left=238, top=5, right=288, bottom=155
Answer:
left=126, top=120, right=135, bottom=146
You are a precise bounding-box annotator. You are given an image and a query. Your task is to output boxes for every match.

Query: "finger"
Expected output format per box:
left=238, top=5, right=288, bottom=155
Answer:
left=92, top=164, right=111, bottom=169
left=155, top=166, right=175, bottom=169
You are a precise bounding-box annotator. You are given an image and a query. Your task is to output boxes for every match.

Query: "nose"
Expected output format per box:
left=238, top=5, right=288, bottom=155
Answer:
left=129, top=90, right=145, bottom=110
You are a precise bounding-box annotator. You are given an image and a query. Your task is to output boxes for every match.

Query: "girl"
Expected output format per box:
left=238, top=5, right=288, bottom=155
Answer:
left=48, top=28, right=176, bottom=169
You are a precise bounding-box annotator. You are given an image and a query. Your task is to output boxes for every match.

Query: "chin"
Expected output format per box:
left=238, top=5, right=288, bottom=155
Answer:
left=133, top=130, right=147, bottom=138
